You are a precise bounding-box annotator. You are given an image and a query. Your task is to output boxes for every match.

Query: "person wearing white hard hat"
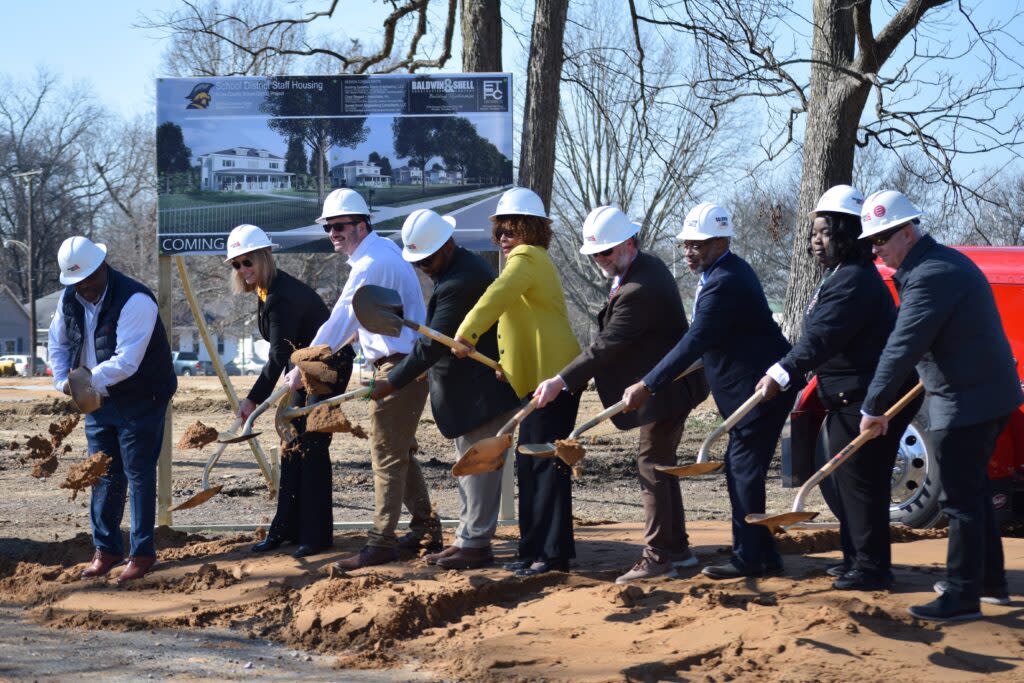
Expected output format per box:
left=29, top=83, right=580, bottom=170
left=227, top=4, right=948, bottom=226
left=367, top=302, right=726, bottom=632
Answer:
left=754, top=186, right=921, bottom=591
left=290, top=189, right=436, bottom=570
left=453, top=186, right=582, bottom=577
left=623, top=202, right=799, bottom=580
left=858, top=190, right=1022, bottom=621
left=368, top=209, right=520, bottom=569
left=47, top=236, right=177, bottom=584
left=223, top=224, right=352, bottom=559
left=533, top=206, right=710, bottom=584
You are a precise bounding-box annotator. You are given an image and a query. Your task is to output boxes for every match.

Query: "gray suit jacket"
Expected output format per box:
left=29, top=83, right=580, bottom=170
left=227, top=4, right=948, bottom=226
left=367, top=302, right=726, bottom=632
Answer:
left=864, top=235, right=1023, bottom=429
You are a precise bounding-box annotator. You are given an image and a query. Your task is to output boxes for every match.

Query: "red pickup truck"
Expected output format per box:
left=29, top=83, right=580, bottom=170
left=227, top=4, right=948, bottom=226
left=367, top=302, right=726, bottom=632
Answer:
left=781, top=246, right=1024, bottom=528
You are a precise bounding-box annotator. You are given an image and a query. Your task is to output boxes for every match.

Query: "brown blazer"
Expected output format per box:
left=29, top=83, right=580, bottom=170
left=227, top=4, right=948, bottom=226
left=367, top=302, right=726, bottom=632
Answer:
left=559, top=251, right=709, bottom=430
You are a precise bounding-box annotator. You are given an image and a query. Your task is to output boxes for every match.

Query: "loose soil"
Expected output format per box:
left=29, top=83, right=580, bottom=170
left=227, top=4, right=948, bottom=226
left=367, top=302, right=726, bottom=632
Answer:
left=1, top=376, right=1022, bottom=682
left=176, top=420, right=220, bottom=449
left=292, top=344, right=337, bottom=395
left=307, top=403, right=368, bottom=438
left=60, top=451, right=111, bottom=500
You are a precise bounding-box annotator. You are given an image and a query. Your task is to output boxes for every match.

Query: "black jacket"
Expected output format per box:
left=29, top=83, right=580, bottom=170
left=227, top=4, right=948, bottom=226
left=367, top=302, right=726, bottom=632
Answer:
left=248, top=269, right=331, bottom=404
left=643, top=251, right=795, bottom=426
left=559, top=251, right=709, bottom=429
left=779, top=260, right=902, bottom=409
left=864, top=235, right=1023, bottom=428
left=388, top=247, right=520, bottom=438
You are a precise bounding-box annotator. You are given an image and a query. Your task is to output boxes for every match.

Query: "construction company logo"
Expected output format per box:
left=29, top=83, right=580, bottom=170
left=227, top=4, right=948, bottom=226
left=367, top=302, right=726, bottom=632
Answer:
left=230, top=240, right=241, bottom=249
left=862, top=210, right=872, bottom=223
left=993, top=493, right=1008, bottom=509
left=185, top=82, right=215, bottom=109
left=407, top=243, right=418, bottom=250
left=586, top=234, right=598, bottom=242
left=67, top=263, right=81, bottom=273
left=483, top=80, right=505, bottom=101
left=410, top=78, right=474, bottom=94
left=873, top=204, right=887, bottom=217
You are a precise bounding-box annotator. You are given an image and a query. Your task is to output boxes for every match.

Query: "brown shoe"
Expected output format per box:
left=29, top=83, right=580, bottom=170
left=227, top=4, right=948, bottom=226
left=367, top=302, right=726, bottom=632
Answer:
left=397, top=530, right=444, bottom=554
left=116, top=556, right=156, bottom=584
left=436, top=545, right=494, bottom=570
left=81, top=549, right=124, bottom=579
left=424, top=544, right=460, bottom=565
left=332, top=545, right=398, bottom=571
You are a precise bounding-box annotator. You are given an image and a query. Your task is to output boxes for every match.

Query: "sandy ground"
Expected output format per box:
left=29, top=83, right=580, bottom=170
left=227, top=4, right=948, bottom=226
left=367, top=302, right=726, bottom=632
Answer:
left=1, top=376, right=1022, bottom=682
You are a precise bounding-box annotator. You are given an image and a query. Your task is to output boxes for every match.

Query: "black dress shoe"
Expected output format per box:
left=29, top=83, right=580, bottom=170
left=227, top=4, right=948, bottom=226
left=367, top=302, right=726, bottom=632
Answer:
left=701, top=560, right=773, bottom=580
left=826, top=561, right=851, bottom=578
left=832, top=569, right=893, bottom=591
left=252, top=535, right=286, bottom=553
left=514, top=559, right=569, bottom=577
left=502, top=558, right=533, bottom=572
left=292, top=544, right=330, bottom=558
left=908, top=594, right=982, bottom=622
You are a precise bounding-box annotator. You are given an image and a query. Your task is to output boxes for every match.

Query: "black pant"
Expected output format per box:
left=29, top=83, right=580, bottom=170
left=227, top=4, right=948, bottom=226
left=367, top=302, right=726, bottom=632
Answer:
left=515, top=389, right=581, bottom=563
left=823, top=398, right=919, bottom=575
left=931, top=414, right=1010, bottom=602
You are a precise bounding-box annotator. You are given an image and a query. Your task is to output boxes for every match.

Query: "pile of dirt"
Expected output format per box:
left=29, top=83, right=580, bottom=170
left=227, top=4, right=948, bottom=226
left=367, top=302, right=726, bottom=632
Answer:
left=30, top=398, right=77, bottom=416
left=291, top=345, right=336, bottom=395
left=175, top=421, right=219, bottom=449
left=156, top=563, right=241, bottom=592
left=774, top=524, right=948, bottom=554
left=59, top=452, right=111, bottom=500
left=306, top=404, right=368, bottom=439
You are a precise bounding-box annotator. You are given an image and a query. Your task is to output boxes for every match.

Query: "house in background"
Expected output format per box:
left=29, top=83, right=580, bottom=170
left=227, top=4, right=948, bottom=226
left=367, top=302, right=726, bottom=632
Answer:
left=0, top=285, right=30, bottom=356
left=198, top=147, right=294, bottom=192
left=329, top=160, right=391, bottom=188
left=393, top=165, right=423, bottom=185
left=426, top=166, right=464, bottom=185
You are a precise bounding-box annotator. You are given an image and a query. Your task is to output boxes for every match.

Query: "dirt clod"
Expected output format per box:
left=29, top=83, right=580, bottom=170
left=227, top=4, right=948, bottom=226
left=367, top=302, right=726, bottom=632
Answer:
left=48, top=415, right=80, bottom=446
left=306, top=404, right=368, bottom=438
left=555, top=438, right=586, bottom=466
left=60, top=452, right=112, bottom=500
left=31, top=455, right=59, bottom=479
left=290, top=345, right=337, bottom=395
left=176, top=421, right=219, bottom=449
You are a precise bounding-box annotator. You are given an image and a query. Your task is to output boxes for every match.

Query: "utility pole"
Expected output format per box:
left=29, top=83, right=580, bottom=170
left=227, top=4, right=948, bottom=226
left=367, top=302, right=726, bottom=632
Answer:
left=13, top=169, right=43, bottom=377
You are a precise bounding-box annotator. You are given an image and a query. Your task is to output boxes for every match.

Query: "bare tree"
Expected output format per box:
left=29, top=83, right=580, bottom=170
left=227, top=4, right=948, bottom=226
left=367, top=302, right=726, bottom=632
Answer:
left=461, top=0, right=502, bottom=72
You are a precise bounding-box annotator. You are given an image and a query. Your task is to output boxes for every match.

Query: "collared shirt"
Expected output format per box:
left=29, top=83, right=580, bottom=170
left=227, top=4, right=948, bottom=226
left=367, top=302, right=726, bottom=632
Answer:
left=310, top=231, right=426, bottom=363
left=608, top=251, right=639, bottom=300
left=48, top=288, right=159, bottom=397
left=693, top=249, right=731, bottom=304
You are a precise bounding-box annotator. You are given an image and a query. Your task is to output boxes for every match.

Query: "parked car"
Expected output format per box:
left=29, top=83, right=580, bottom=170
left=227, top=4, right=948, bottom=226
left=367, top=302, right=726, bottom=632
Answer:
left=235, top=357, right=267, bottom=376
left=782, top=246, right=1024, bottom=528
left=172, top=351, right=204, bottom=376
left=0, top=355, right=48, bottom=377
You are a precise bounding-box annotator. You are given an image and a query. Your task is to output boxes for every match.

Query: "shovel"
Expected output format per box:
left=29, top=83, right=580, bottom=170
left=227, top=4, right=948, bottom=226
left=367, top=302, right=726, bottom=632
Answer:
left=451, top=397, right=540, bottom=476
left=517, top=359, right=705, bottom=463
left=655, top=386, right=768, bottom=478
left=747, top=382, right=925, bottom=531
left=218, top=385, right=291, bottom=444
left=353, top=284, right=504, bottom=373
left=746, top=381, right=924, bottom=532
left=169, top=416, right=243, bottom=511
left=275, top=386, right=371, bottom=444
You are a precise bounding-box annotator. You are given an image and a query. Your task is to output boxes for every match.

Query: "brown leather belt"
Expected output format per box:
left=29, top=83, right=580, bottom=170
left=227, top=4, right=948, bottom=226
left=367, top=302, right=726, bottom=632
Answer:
left=372, top=352, right=406, bottom=369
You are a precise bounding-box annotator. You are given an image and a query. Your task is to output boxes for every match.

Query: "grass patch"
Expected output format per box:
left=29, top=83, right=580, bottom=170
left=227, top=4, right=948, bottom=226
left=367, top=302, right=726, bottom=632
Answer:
left=158, top=192, right=272, bottom=208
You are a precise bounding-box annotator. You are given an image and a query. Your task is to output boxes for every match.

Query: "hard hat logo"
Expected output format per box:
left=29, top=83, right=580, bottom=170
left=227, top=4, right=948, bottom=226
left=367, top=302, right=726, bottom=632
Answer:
left=223, top=224, right=279, bottom=263
left=68, top=264, right=80, bottom=272
left=874, top=205, right=886, bottom=217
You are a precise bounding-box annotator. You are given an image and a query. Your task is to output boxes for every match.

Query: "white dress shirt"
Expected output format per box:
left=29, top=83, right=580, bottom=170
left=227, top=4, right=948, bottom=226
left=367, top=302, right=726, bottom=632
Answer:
left=48, top=288, right=159, bottom=397
left=310, top=231, right=426, bottom=363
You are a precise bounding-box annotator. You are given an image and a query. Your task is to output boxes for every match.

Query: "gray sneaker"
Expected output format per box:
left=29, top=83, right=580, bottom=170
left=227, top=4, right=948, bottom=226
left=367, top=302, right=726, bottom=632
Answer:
left=933, top=580, right=1010, bottom=606
left=615, top=555, right=675, bottom=585
left=671, top=548, right=699, bottom=569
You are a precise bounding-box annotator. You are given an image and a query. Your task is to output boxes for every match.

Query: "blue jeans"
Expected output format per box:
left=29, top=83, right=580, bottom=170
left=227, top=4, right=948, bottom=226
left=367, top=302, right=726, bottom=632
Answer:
left=83, top=398, right=168, bottom=558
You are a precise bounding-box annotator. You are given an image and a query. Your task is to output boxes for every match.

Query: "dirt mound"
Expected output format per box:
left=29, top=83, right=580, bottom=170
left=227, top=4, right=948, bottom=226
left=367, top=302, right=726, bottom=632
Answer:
left=172, top=397, right=233, bottom=413
left=774, top=524, right=948, bottom=554
left=306, top=404, right=368, bottom=439
left=30, top=398, right=77, bottom=416
left=176, top=421, right=219, bottom=449
left=60, top=452, right=111, bottom=500
left=156, top=563, right=241, bottom=592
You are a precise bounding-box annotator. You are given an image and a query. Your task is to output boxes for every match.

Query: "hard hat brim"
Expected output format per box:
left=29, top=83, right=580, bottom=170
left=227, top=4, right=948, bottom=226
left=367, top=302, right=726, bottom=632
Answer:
left=59, top=243, right=107, bottom=285
left=579, top=222, right=641, bottom=255
left=223, top=242, right=280, bottom=263
left=401, top=215, right=456, bottom=262
left=858, top=214, right=922, bottom=239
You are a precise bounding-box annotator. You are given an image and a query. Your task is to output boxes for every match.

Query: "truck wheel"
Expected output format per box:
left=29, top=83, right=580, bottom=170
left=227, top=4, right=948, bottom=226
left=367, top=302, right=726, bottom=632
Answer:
left=889, top=417, right=945, bottom=529
left=181, top=368, right=192, bottom=376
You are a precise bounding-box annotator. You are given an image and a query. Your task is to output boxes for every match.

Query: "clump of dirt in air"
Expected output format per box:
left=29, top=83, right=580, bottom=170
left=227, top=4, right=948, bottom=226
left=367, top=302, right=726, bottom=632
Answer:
left=555, top=438, right=586, bottom=466
left=48, top=414, right=80, bottom=446
left=60, top=452, right=112, bottom=500
left=176, top=421, right=219, bottom=449
left=306, top=404, right=369, bottom=439
left=291, top=345, right=337, bottom=395
left=31, top=455, right=59, bottom=479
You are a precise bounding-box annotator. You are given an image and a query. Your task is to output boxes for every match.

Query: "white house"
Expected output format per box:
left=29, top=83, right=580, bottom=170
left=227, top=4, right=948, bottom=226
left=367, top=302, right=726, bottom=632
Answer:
left=0, top=285, right=30, bottom=356
left=330, top=160, right=391, bottom=188
left=426, top=167, right=464, bottom=185
left=393, top=165, right=423, bottom=185
left=198, top=147, right=294, bottom=192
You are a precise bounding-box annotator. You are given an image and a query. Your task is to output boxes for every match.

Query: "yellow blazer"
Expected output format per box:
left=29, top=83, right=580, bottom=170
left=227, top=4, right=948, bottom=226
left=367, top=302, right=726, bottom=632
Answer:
left=457, top=244, right=581, bottom=398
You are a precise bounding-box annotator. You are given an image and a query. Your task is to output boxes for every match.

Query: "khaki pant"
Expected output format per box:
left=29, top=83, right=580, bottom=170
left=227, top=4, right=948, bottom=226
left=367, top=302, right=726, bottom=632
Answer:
left=367, top=360, right=433, bottom=549
left=452, top=408, right=517, bottom=548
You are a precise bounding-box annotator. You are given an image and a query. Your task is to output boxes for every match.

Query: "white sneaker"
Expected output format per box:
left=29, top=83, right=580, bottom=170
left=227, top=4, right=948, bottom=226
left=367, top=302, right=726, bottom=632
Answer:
left=933, top=580, right=1010, bottom=606
left=615, top=556, right=675, bottom=585
left=671, top=548, right=699, bottom=569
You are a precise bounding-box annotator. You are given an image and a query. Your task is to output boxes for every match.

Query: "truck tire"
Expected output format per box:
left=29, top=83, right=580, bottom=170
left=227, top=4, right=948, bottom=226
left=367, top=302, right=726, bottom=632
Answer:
left=889, top=416, right=945, bottom=529
left=180, top=368, right=192, bottom=377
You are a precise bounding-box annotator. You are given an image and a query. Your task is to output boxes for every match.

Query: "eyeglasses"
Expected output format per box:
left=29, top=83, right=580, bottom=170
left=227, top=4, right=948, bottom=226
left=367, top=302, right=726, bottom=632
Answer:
left=868, top=226, right=903, bottom=246
left=493, top=228, right=513, bottom=240
left=323, top=220, right=360, bottom=234
left=230, top=258, right=253, bottom=270
left=414, top=250, right=440, bottom=270
left=681, top=241, right=708, bottom=253
left=592, top=246, right=614, bottom=258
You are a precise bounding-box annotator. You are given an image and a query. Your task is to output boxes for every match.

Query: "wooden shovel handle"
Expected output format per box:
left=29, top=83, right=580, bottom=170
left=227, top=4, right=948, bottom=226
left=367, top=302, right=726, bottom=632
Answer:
left=410, top=322, right=504, bottom=372
left=497, top=397, right=540, bottom=436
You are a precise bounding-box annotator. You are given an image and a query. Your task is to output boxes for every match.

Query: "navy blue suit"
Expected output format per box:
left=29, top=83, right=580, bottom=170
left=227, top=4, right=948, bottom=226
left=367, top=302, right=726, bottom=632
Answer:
left=644, top=251, right=799, bottom=569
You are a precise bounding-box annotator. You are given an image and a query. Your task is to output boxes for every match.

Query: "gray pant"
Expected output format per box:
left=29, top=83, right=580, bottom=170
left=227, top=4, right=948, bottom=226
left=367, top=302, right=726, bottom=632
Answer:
left=452, top=408, right=517, bottom=548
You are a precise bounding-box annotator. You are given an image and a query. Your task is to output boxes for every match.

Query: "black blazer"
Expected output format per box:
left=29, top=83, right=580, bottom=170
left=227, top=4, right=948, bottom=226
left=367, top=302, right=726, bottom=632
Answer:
left=643, top=251, right=795, bottom=425
left=388, top=247, right=520, bottom=438
left=864, top=235, right=1022, bottom=428
left=779, top=260, right=902, bottom=409
left=247, top=269, right=331, bottom=404
left=559, top=251, right=709, bottom=430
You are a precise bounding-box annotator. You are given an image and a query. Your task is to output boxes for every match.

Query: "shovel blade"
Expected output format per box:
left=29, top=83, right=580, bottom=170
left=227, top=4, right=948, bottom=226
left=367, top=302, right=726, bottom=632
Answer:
left=517, top=442, right=557, bottom=457
left=353, top=285, right=406, bottom=337
left=169, top=485, right=224, bottom=511
left=655, top=462, right=725, bottom=477
left=274, top=390, right=301, bottom=445
left=217, top=431, right=262, bottom=444
left=745, top=511, right=819, bottom=532
left=452, top=434, right=512, bottom=476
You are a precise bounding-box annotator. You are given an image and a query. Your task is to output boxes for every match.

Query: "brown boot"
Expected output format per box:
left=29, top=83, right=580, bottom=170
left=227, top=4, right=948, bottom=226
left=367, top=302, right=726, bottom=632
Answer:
left=80, top=549, right=124, bottom=579
left=424, top=544, right=460, bottom=565
left=332, top=545, right=398, bottom=571
left=436, top=545, right=494, bottom=570
left=116, top=556, right=156, bottom=584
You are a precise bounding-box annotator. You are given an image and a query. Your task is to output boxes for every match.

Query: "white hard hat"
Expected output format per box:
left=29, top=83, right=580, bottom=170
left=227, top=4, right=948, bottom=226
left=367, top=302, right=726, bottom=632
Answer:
left=809, top=184, right=864, bottom=218
left=677, top=202, right=734, bottom=240
left=317, top=188, right=370, bottom=224
left=491, top=187, right=548, bottom=219
left=859, top=190, right=922, bottom=238
left=58, top=236, right=107, bottom=285
left=224, top=224, right=279, bottom=262
left=579, top=206, right=640, bottom=255
left=401, top=209, right=456, bottom=262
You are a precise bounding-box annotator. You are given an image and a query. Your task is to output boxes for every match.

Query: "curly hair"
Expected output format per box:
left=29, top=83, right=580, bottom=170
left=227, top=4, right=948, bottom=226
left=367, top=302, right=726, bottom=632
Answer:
left=807, top=212, right=873, bottom=265
left=490, top=214, right=553, bottom=249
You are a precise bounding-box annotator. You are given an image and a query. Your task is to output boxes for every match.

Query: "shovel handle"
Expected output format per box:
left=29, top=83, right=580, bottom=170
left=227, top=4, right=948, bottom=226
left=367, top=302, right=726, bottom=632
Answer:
left=409, top=322, right=504, bottom=373
left=283, top=386, right=371, bottom=418
left=202, top=416, right=243, bottom=490
left=695, top=388, right=766, bottom=463
left=497, top=396, right=540, bottom=436
left=239, top=385, right=290, bottom=436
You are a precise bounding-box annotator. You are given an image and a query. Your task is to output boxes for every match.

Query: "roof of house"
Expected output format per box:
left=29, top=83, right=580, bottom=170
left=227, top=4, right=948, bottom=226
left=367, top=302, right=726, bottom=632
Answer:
left=0, top=285, right=29, bottom=321
left=206, top=147, right=284, bottom=159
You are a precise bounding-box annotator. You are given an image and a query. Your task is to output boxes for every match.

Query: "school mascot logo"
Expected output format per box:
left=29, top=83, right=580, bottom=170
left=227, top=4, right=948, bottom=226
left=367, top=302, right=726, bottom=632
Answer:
left=185, top=82, right=214, bottom=109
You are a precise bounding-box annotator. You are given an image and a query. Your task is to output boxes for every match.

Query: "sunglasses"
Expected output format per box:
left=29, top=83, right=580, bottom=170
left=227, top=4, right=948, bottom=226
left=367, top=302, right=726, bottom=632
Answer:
left=323, top=219, right=361, bottom=234
left=592, top=246, right=615, bottom=258
left=868, top=226, right=903, bottom=246
left=230, top=258, right=253, bottom=270
left=493, top=228, right=515, bottom=240
left=414, top=250, right=440, bottom=269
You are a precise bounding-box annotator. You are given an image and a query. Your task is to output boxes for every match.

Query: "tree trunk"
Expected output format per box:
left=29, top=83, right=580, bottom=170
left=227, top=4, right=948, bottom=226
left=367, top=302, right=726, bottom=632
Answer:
left=517, top=0, right=568, bottom=211
left=780, top=0, right=869, bottom=339
left=460, top=0, right=502, bottom=72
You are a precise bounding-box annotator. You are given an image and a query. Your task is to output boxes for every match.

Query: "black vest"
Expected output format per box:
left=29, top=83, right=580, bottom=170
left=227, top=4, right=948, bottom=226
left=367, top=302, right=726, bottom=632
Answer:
left=63, top=268, right=177, bottom=414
